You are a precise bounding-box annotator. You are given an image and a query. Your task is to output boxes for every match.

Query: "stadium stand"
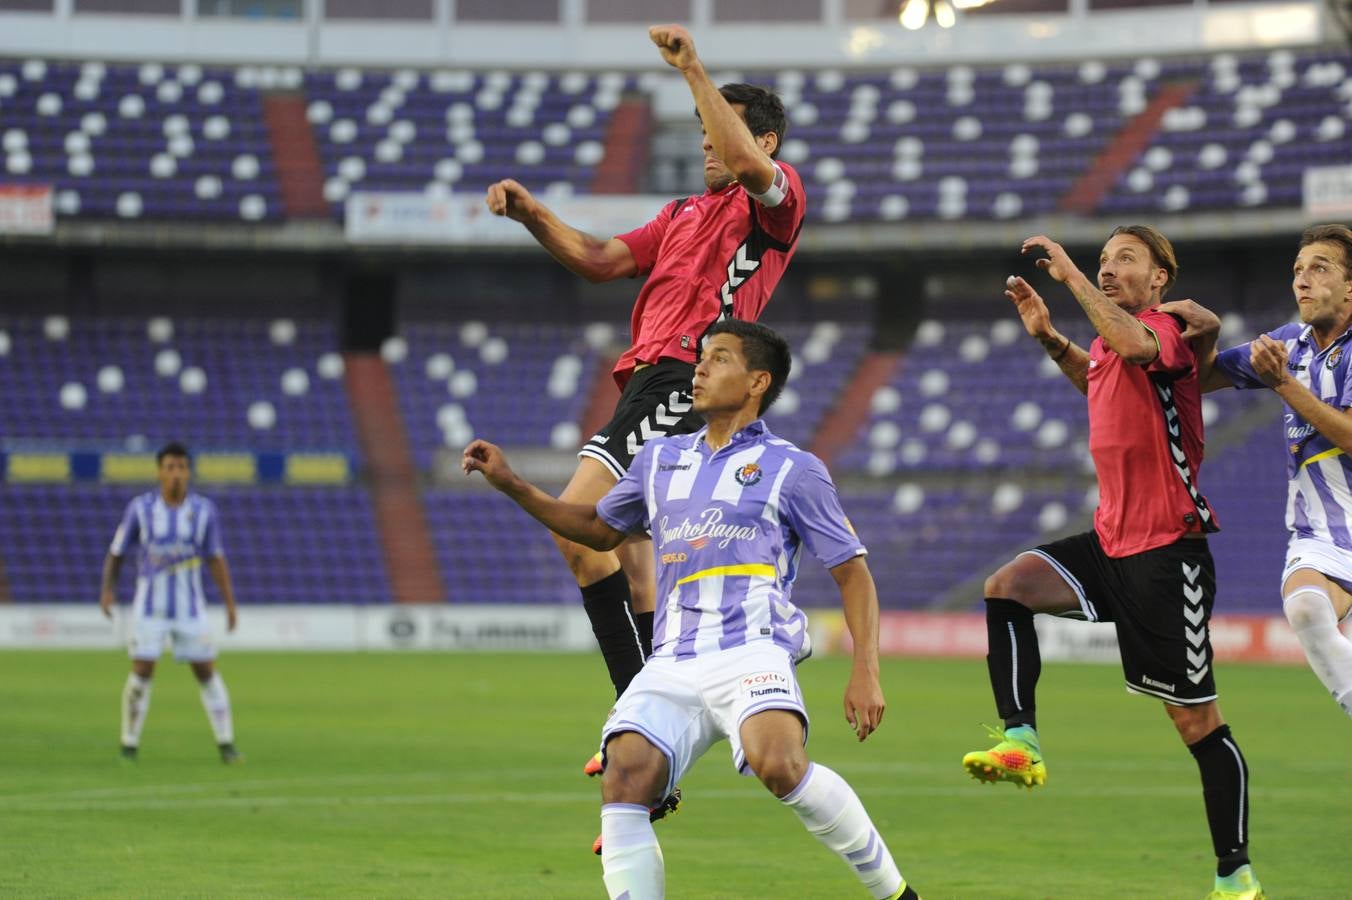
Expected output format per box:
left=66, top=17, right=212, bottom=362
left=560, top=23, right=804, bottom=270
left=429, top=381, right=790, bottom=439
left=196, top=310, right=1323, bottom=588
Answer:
left=0, top=303, right=1308, bottom=611
left=2, top=47, right=1348, bottom=223
left=835, top=314, right=1255, bottom=476
left=0, top=483, right=390, bottom=604
left=304, top=68, right=628, bottom=207
left=387, top=320, right=606, bottom=469
left=0, top=315, right=356, bottom=454
left=0, top=59, right=281, bottom=221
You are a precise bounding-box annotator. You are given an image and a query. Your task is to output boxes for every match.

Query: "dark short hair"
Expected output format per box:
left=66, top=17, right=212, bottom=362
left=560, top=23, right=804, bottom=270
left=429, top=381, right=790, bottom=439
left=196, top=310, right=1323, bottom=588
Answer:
left=705, top=319, right=792, bottom=415
left=1299, top=224, right=1352, bottom=272
left=1109, top=224, right=1179, bottom=295
left=715, top=83, right=788, bottom=159
left=156, top=441, right=191, bottom=465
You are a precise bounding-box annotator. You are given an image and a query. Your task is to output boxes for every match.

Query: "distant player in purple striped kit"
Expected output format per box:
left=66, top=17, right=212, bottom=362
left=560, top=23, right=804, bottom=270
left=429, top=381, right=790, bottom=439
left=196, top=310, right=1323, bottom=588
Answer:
left=1162, top=223, right=1352, bottom=720
left=100, top=442, right=242, bottom=763
left=463, top=320, right=919, bottom=900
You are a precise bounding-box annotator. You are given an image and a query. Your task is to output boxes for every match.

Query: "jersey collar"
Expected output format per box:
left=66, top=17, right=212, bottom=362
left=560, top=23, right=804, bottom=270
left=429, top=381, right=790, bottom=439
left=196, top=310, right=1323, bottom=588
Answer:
left=1296, top=321, right=1352, bottom=354
left=693, top=418, right=769, bottom=454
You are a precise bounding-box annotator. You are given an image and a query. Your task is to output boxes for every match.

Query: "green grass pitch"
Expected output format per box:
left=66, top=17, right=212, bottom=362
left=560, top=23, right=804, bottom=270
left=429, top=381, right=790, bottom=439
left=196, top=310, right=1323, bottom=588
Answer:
left=2, top=650, right=1347, bottom=898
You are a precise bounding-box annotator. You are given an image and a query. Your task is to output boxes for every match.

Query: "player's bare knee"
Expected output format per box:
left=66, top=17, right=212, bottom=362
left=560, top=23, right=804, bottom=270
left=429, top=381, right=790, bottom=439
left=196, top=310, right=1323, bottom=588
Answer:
left=550, top=533, right=611, bottom=583
left=601, top=733, right=667, bottom=806
left=1165, top=702, right=1221, bottom=744
left=622, top=571, right=650, bottom=605
left=191, top=661, right=214, bottom=682
left=983, top=567, right=1026, bottom=604
left=753, top=753, right=807, bottom=798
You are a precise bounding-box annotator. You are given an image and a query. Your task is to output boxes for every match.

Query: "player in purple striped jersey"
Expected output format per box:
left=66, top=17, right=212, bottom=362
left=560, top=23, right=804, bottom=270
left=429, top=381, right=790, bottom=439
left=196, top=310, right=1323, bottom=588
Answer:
left=464, top=320, right=918, bottom=900
left=100, top=442, right=242, bottom=763
left=1163, top=224, right=1352, bottom=720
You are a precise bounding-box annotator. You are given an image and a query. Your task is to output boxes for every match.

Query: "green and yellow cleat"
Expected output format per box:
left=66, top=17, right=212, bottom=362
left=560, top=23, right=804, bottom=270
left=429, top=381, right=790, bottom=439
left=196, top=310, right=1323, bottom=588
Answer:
left=962, top=725, right=1045, bottom=789
left=1206, top=865, right=1265, bottom=900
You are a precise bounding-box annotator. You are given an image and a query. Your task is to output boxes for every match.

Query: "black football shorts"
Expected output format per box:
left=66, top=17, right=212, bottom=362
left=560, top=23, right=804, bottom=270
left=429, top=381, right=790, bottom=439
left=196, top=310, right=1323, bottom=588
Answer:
left=1025, top=531, right=1218, bottom=705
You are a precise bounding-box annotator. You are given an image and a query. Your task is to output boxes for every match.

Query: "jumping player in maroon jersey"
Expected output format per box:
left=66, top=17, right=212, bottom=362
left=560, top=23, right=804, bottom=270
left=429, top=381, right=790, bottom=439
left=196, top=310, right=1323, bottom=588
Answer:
left=484, top=23, right=806, bottom=827
left=962, top=227, right=1264, bottom=900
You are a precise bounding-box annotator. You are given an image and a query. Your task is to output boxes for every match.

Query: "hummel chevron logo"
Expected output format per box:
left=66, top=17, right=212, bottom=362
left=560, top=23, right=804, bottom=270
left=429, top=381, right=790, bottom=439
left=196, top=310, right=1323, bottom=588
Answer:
left=1186, top=626, right=1206, bottom=647
left=1184, top=584, right=1203, bottom=603
left=1184, top=604, right=1206, bottom=626
left=1187, top=648, right=1207, bottom=669
left=720, top=244, right=762, bottom=305
left=626, top=418, right=660, bottom=456
left=1187, top=664, right=1210, bottom=684
left=652, top=400, right=683, bottom=428
left=1183, top=563, right=1200, bottom=582
left=1171, top=443, right=1187, bottom=464
left=625, top=392, right=695, bottom=455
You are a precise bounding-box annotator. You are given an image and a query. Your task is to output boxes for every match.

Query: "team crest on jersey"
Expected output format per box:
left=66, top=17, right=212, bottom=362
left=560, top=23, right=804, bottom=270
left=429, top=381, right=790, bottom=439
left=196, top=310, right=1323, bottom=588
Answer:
left=1328, top=347, right=1343, bottom=369
left=734, top=463, right=763, bottom=487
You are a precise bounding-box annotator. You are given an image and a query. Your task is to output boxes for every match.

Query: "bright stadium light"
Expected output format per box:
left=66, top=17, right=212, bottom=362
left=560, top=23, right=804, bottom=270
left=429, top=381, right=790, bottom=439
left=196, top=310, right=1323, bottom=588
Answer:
left=899, top=0, right=929, bottom=30
left=900, top=0, right=974, bottom=29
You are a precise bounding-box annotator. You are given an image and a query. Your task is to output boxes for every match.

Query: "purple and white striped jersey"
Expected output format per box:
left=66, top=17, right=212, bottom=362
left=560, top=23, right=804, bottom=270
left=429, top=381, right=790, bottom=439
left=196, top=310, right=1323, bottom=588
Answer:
left=1215, top=322, right=1352, bottom=550
left=597, top=419, right=865, bottom=662
left=109, top=492, right=224, bottom=620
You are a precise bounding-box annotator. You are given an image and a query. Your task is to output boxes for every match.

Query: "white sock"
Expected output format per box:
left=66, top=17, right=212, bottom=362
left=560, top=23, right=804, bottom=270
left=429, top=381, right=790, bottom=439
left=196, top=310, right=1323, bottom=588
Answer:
left=781, top=763, right=905, bottom=900
left=121, top=673, right=151, bottom=747
left=1284, top=587, right=1352, bottom=718
left=600, top=803, right=663, bottom=900
left=198, top=673, right=235, bottom=744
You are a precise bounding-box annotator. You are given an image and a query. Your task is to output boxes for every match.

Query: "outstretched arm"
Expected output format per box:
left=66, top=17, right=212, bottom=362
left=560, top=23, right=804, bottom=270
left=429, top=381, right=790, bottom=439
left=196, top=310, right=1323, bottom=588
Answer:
left=207, top=557, right=239, bottom=632
left=1005, top=274, right=1090, bottom=395
left=462, top=439, right=627, bottom=551
left=1252, top=336, right=1352, bottom=454
left=650, top=24, right=777, bottom=195
left=830, top=556, right=885, bottom=742
left=1022, top=235, right=1158, bottom=365
left=484, top=179, right=637, bottom=283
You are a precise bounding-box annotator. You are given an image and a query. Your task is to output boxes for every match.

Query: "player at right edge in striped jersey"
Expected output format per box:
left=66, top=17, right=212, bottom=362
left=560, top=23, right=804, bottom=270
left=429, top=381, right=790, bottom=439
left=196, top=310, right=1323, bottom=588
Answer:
left=464, top=320, right=919, bottom=900
left=966, top=227, right=1264, bottom=900
left=1160, top=224, right=1352, bottom=721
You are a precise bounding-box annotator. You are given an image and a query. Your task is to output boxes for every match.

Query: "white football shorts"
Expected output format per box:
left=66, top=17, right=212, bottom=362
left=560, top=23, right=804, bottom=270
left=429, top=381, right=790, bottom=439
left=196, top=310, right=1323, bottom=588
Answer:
left=130, top=613, right=217, bottom=662
left=1283, top=535, right=1352, bottom=621
left=599, top=640, right=809, bottom=798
